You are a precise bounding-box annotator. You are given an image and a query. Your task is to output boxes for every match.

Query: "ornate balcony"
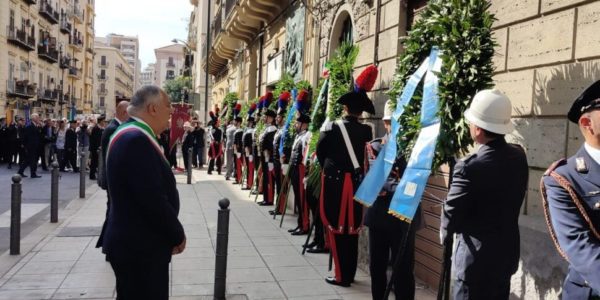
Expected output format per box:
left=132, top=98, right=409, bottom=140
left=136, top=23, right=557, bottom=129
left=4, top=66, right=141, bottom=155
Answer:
left=23, top=0, right=37, bottom=5
left=98, top=61, right=109, bottom=68
left=38, top=45, right=59, bottom=63
left=68, top=67, right=82, bottom=79
left=166, top=61, right=176, bottom=68
left=60, top=16, right=72, bottom=34
left=6, top=26, right=35, bottom=51
left=37, top=89, right=60, bottom=102
left=97, top=75, right=108, bottom=82
left=68, top=34, right=83, bottom=51
left=70, top=5, right=84, bottom=24
left=97, top=88, right=108, bottom=96
left=7, top=80, right=36, bottom=99
left=39, top=0, right=60, bottom=24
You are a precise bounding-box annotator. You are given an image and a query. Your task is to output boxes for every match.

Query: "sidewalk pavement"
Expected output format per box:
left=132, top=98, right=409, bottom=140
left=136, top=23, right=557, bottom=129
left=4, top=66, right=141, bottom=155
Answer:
left=0, top=169, right=437, bottom=299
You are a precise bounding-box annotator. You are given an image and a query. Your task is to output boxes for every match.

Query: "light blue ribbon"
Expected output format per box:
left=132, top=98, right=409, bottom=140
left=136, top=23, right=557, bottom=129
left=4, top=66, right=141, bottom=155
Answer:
left=279, top=88, right=298, bottom=156
left=354, top=48, right=436, bottom=207
left=389, top=47, right=442, bottom=221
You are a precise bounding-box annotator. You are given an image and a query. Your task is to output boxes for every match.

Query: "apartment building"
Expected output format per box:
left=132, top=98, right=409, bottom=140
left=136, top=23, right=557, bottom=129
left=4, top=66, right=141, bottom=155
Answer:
left=97, top=33, right=141, bottom=90
left=0, top=0, right=95, bottom=121
left=153, top=44, right=185, bottom=89
left=187, top=0, right=210, bottom=120
left=140, top=63, right=155, bottom=87
left=93, top=44, right=134, bottom=119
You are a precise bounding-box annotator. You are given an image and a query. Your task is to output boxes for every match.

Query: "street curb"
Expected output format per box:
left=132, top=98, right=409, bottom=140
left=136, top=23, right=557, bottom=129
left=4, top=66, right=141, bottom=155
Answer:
left=0, top=184, right=101, bottom=280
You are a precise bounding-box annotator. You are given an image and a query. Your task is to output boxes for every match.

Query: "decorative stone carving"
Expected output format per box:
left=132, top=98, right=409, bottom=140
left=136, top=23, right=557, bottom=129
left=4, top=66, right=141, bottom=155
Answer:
left=285, top=5, right=306, bottom=82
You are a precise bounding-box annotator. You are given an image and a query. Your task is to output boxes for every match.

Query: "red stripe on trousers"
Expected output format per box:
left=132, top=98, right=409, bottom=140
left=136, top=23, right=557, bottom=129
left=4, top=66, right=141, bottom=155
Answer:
left=328, top=230, right=343, bottom=282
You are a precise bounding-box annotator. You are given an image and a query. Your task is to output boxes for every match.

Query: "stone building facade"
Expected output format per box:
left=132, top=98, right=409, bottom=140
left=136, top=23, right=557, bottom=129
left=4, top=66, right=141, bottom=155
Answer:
left=198, top=0, right=600, bottom=297
left=0, top=0, right=95, bottom=121
left=92, top=45, right=134, bottom=119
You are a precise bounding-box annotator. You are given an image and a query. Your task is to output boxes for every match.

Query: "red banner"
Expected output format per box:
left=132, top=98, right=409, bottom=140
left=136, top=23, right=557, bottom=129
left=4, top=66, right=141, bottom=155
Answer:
left=169, top=104, right=191, bottom=151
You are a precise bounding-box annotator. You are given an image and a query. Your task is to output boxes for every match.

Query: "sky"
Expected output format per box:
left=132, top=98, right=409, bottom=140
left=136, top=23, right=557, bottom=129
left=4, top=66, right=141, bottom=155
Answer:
left=95, top=0, right=194, bottom=69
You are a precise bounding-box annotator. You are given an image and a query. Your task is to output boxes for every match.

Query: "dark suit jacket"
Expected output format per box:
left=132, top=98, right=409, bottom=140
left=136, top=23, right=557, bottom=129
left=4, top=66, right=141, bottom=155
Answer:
left=99, top=119, right=119, bottom=190
left=543, top=146, right=600, bottom=298
left=441, top=138, right=528, bottom=282
left=90, top=125, right=104, bottom=152
left=193, top=127, right=205, bottom=148
left=23, top=123, right=42, bottom=153
left=103, top=120, right=185, bottom=263
left=65, top=128, right=77, bottom=152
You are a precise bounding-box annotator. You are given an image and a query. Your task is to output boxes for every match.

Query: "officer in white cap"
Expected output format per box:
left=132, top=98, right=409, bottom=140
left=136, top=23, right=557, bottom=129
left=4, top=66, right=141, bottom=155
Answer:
left=440, top=89, right=529, bottom=299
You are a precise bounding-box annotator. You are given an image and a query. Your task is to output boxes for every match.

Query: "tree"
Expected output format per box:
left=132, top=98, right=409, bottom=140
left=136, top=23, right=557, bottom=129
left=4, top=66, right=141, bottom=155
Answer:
left=163, top=76, right=192, bottom=103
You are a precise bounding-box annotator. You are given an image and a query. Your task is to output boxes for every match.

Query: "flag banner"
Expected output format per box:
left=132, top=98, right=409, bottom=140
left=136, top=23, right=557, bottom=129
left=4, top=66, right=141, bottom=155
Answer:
left=354, top=49, right=435, bottom=207
left=169, top=103, right=190, bottom=151
left=389, top=48, right=443, bottom=221
left=279, top=88, right=298, bottom=156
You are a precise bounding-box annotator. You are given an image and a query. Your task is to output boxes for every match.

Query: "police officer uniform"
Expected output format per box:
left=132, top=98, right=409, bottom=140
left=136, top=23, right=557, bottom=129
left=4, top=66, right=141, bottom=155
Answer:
left=207, top=112, right=223, bottom=175
left=233, top=117, right=244, bottom=184
left=289, top=114, right=311, bottom=235
left=243, top=116, right=256, bottom=190
left=542, top=80, right=600, bottom=299
left=316, top=91, right=374, bottom=287
left=441, top=89, right=528, bottom=299
left=258, top=109, right=277, bottom=206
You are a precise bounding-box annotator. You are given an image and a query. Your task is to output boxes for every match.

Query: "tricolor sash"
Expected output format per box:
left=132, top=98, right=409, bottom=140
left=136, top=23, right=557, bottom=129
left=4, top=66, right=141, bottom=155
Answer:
left=106, top=120, right=169, bottom=168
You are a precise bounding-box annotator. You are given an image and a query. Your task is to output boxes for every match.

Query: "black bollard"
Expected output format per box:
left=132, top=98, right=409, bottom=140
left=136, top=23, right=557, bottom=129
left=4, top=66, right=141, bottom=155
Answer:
left=213, top=198, right=230, bottom=300
left=79, top=151, right=85, bottom=199
left=10, top=175, right=22, bottom=255
left=187, top=148, right=193, bottom=184
left=51, top=162, right=59, bottom=223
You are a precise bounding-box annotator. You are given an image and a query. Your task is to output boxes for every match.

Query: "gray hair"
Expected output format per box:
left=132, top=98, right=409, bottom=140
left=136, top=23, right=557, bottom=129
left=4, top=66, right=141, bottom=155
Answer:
left=127, top=85, right=164, bottom=116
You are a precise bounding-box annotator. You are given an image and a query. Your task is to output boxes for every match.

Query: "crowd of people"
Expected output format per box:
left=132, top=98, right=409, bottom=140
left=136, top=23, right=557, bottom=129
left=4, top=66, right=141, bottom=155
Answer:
left=0, top=113, right=111, bottom=178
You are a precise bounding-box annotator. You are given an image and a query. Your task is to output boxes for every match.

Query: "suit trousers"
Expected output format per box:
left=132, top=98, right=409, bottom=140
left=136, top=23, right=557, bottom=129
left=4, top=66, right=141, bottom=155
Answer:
left=329, top=233, right=358, bottom=284
left=90, top=148, right=99, bottom=177
left=451, top=276, right=510, bottom=300
left=368, top=222, right=416, bottom=300
left=225, top=149, right=234, bottom=178
left=110, top=258, right=169, bottom=300
left=18, top=147, right=38, bottom=175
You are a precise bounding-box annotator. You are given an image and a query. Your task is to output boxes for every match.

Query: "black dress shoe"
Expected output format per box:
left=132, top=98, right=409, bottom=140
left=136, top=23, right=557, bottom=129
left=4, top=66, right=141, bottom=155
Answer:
left=207, top=171, right=213, bottom=175
left=268, top=210, right=282, bottom=215
left=258, top=202, right=273, bottom=206
left=291, top=230, right=308, bottom=236
left=288, top=227, right=300, bottom=233
left=31, top=174, right=42, bottom=178
left=307, top=247, right=329, bottom=254
left=325, top=276, right=350, bottom=287
left=303, top=241, right=318, bottom=249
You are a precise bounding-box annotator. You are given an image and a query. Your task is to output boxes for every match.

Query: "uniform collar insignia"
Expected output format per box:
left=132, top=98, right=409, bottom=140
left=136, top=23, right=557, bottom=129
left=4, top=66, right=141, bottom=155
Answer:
left=576, top=157, right=589, bottom=173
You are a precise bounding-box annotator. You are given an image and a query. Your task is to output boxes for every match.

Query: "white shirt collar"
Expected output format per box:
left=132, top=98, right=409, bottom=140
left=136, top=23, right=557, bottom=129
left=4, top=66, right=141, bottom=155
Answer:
left=115, top=118, right=122, bottom=125
left=130, top=116, right=157, bottom=137
left=584, top=143, right=600, bottom=166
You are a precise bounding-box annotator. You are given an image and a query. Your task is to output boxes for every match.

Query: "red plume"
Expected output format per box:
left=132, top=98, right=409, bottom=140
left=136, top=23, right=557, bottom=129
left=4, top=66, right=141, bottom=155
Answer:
left=235, top=103, right=242, bottom=111
left=265, top=91, right=273, bottom=102
left=355, top=65, right=379, bottom=92
left=279, top=91, right=291, bottom=101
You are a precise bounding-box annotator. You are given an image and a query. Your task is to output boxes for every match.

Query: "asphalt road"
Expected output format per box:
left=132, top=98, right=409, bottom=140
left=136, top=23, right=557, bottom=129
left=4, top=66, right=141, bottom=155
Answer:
left=0, top=162, right=94, bottom=254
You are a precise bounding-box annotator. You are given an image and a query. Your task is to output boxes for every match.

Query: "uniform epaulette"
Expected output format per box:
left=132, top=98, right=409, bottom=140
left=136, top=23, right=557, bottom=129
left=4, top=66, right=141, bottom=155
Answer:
left=320, top=120, right=333, bottom=132
left=544, top=158, right=567, bottom=176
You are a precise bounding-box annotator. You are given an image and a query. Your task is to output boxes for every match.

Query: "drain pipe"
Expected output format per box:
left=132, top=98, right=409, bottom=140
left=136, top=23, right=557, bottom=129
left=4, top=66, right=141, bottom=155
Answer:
left=257, top=31, right=264, bottom=96
left=373, top=0, right=382, bottom=65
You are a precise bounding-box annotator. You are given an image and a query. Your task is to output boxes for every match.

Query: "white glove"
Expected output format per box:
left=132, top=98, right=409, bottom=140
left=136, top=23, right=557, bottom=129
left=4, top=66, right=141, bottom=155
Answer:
left=248, top=155, right=253, bottom=162
left=268, top=163, right=274, bottom=171
left=282, top=164, right=289, bottom=174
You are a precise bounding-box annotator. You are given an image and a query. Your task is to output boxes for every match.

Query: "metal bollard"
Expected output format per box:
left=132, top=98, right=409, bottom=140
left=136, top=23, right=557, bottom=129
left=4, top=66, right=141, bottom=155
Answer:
left=79, top=151, right=85, bottom=199
left=213, top=198, right=230, bottom=300
left=10, top=175, right=22, bottom=255
left=187, top=148, right=193, bottom=184
left=50, top=161, right=59, bottom=223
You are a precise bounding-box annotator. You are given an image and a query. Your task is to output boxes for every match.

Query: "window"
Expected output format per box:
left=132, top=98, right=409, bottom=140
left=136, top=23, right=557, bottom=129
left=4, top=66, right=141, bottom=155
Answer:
left=9, top=10, right=14, bottom=29
left=100, top=69, right=105, bottom=78
left=339, top=16, right=353, bottom=45
left=100, top=55, right=106, bottom=65
left=100, top=97, right=105, bottom=107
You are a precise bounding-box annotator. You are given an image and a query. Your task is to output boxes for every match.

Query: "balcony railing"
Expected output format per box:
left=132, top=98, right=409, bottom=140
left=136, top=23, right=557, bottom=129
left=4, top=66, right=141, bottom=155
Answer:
left=68, top=35, right=83, bottom=51
left=97, top=88, right=108, bottom=96
left=60, top=16, right=72, bottom=34
left=97, top=75, right=108, bottom=81
left=37, top=45, right=59, bottom=63
left=166, top=61, right=176, bottom=68
left=70, top=5, right=84, bottom=23
left=210, top=8, right=223, bottom=45
left=6, top=26, right=35, bottom=51
left=68, top=67, right=82, bottom=79
left=86, top=47, right=94, bottom=54
left=37, top=88, right=60, bottom=102
left=60, top=56, right=71, bottom=69
left=39, top=0, right=60, bottom=24
left=98, top=61, right=109, bottom=68
left=224, top=0, right=236, bottom=21
left=7, top=80, right=36, bottom=99
left=116, top=64, right=133, bottom=80
left=166, top=74, right=175, bottom=81
left=23, top=0, right=37, bottom=5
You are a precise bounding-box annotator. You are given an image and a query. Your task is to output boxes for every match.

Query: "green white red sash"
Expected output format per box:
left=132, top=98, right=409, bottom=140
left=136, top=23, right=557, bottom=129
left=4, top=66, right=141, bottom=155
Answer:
left=106, top=120, right=169, bottom=167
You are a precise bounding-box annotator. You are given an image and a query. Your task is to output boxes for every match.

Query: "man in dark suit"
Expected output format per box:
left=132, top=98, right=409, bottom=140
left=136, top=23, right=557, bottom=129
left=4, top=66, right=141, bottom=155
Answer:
left=11, top=117, right=25, bottom=170
left=542, top=80, right=600, bottom=299
left=96, top=101, right=129, bottom=250
left=182, top=122, right=195, bottom=171
left=18, top=113, right=43, bottom=178
left=316, top=90, right=374, bottom=287
left=0, top=117, right=7, bottom=165
left=441, top=89, right=528, bottom=299
left=64, top=120, right=79, bottom=172
left=89, top=116, right=105, bottom=180
left=104, top=86, right=186, bottom=299
left=41, top=118, right=55, bottom=171
left=193, top=121, right=205, bottom=168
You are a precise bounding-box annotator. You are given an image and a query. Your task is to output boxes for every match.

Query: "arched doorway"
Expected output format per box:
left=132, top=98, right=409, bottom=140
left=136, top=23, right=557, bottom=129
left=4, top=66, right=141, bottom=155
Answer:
left=327, top=6, right=355, bottom=60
